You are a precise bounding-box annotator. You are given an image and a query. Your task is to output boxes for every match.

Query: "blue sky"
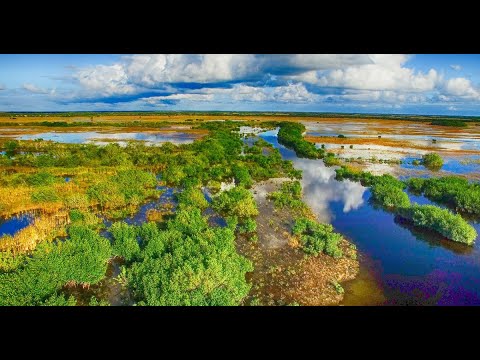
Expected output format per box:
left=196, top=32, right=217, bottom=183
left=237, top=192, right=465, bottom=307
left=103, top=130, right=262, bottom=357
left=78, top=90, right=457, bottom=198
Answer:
left=1, top=54, right=480, bottom=115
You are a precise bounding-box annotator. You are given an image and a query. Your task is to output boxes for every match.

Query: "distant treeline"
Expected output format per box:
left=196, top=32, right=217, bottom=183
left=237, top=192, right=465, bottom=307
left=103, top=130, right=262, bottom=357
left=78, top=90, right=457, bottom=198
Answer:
left=430, top=119, right=468, bottom=127
left=1, top=111, right=479, bottom=122
left=0, top=121, right=176, bottom=128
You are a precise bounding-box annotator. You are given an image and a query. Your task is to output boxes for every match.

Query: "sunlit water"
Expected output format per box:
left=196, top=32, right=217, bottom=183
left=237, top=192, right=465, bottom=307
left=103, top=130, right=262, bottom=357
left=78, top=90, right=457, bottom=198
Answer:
left=259, top=128, right=480, bottom=305
left=15, top=131, right=200, bottom=146
left=0, top=213, right=35, bottom=237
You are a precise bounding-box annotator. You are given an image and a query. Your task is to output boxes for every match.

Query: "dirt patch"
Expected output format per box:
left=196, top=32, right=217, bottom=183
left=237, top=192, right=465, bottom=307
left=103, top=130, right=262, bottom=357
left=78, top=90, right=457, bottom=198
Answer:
left=237, top=178, right=359, bottom=306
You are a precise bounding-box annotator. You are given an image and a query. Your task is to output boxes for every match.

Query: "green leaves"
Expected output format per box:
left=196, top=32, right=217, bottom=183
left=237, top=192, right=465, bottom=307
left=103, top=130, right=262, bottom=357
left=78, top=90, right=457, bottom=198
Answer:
left=111, top=222, right=141, bottom=262
left=87, top=169, right=157, bottom=210
left=400, top=204, right=477, bottom=245
left=124, top=209, right=253, bottom=306
left=277, top=122, right=324, bottom=159
left=422, top=153, right=444, bottom=170
left=370, top=175, right=410, bottom=209
left=268, top=180, right=305, bottom=210
left=406, top=176, right=480, bottom=216
left=294, top=218, right=343, bottom=258
left=0, top=225, right=112, bottom=305
left=212, top=186, right=258, bottom=219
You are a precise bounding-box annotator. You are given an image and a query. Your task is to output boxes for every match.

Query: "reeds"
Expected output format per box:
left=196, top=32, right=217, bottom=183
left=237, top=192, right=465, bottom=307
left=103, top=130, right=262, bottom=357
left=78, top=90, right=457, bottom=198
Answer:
left=0, top=211, right=70, bottom=254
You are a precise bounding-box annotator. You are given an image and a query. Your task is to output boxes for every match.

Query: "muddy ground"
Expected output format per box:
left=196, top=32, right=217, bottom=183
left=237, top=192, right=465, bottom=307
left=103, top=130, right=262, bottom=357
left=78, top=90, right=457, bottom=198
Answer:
left=237, top=178, right=359, bottom=306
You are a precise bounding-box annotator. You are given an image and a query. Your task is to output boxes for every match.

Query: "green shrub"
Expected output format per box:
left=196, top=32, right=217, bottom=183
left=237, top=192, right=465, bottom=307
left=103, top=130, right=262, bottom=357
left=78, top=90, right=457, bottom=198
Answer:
left=406, top=176, right=480, bottom=216
left=277, top=122, right=324, bottom=159
left=370, top=175, right=410, bottom=208
left=126, top=208, right=253, bottom=306
left=26, top=172, right=57, bottom=186
left=41, top=294, right=77, bottom=306
left=176, top=187, right=208, bottom=210
left=64, top=193, right=90, bottom=209
left=0, top=225, right=112, bottom=306
left=111, top=222, right=141, bottom=262
left=268, top=181, right=305, bottom=210
left=422, top=153, right=443, bottom=169
left=212, top=186, right=258, bottom=218
left=398, top=204, right=477, bottom=245
left=293, top=218, right=343, bottom=258
left=405, top=177, right=426, bottom=194
left=238, top=218, right=257, bottom=233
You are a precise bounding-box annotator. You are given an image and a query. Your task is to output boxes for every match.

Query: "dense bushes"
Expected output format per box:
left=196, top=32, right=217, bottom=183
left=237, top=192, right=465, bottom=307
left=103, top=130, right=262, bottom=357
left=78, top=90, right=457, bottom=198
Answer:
left=0, top=225, right=112, bottom=305
left=370, top=175, right=410, bottom=209
left=277, top=122, right=324, bottom=159
left=406, top=176, right=480, bottom=216
left=292, top=218, right=343, bottom=258
left=87, top=169, right=158, bottom=210
left=431, top=119, right=467, bottom=127
left=176, top=187, right=208, bottom=211
left=422, top=153, right=443, bottom=169
left=31, top=187, right=59, bottom=203
left=336, top=166, right=477, bottom=244
left=125, top=210, right=253, bottom=306
left=111, top=222, right=141, bottom=262
left=268, top=180, right=305, bottom=210
left=335, top=165, right=376, bottom=186
left=398, top=204, right=477, bottom=245
left=212, top=186, right=258, bottom=219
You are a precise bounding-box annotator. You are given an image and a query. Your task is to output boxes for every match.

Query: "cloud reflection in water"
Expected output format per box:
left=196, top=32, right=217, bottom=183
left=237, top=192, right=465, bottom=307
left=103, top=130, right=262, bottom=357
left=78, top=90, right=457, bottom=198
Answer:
left=293, top=158, right=366, bottom=223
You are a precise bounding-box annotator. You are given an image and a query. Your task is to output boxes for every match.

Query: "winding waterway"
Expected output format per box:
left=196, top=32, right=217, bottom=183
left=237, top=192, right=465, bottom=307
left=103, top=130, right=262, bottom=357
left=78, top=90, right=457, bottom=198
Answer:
left=258, top=128, right=480, bottom=305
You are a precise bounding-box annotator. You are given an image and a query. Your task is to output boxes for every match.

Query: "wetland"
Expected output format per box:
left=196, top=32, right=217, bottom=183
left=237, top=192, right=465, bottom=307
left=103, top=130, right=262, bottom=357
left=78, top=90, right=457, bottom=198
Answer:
left=1, top=113, right=480, bottom=306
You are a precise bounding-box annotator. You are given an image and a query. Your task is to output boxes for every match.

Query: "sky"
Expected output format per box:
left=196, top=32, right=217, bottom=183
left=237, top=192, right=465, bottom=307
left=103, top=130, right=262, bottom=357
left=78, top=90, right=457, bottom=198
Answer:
left=1, top=54, right=480, bottom=115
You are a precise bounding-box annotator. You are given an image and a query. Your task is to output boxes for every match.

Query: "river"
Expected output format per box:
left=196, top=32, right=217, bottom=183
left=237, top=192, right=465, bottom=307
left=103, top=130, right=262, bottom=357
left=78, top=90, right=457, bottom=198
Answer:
left=258, top=128, right=480, bottom=305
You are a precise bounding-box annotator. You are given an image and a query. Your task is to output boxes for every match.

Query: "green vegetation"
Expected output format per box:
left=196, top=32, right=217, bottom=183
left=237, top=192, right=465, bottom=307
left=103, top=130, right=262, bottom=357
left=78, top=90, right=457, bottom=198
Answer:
left=277, top=122, right=324, bottom=159
left=431, top=119, right=467, bottom=127
left=293, top=218, right=343, bottom=258
left=338, top=134, right=346, bottom=138
left=87, top=169, right=158, bottom=213
left=323, top=152, right=341, bottom=166
left=370, top=175, right=411, bottom=209
left=336, top=165, right=477, bottom=244
left=125, top=211, right=253, bottom=306
left=422, top=153, right=443, bottom=170
left=397, top=205, right=477, bottom=245
left=406, top=176, right=480, bottom=216
left=267, top=181, right=305, bottom=211
left=330, top=280, right=344, bottom=295
left=212, top=186, right=258, bottom=219
left=0, top=225, right=111, bottom=305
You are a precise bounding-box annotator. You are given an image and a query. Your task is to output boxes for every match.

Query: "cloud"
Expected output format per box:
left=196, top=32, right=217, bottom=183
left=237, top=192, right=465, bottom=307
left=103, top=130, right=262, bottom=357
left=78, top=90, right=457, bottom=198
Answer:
left=0, top=84, right=5, bottom=90
left=72, top=54, right=375, bottom=96
left=23, top=83, right=50, bottom=94
left=11, top=54, right=478, bottom=113
left=138, top=83, right=316, bottom=105
left=74, top=64, right=136, bottom=96
left=293, top=54, right=440, bottom=92
left=443, top=77, right=480, bottom=99
left=450, top=64, right=462, bottom=71
left=448, top=106, right=458, bottom=111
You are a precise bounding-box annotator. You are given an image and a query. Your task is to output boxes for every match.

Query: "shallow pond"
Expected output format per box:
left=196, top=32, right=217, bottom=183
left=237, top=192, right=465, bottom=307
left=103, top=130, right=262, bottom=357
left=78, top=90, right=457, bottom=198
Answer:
left=0, top=213, right=34, bottom=237
left=259, top=128, right=480, bottom=305
left=13, top=130, right=201, bottom=146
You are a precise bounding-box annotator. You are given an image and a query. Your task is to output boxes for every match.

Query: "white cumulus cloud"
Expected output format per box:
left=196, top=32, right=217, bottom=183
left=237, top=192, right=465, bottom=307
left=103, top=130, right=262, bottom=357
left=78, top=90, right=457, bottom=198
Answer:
left=450, top=64, right=462, bottom=71
left=443, top=77, right=480, bottom=99
left=74, top=64, right=136, bottom=96
left=294, top=54, right=440, bottom=92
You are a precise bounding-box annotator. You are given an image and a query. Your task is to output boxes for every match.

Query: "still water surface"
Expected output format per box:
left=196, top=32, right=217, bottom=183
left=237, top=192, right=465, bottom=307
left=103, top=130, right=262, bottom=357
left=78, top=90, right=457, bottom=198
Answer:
left=259, top=128, right=480, bottom=305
